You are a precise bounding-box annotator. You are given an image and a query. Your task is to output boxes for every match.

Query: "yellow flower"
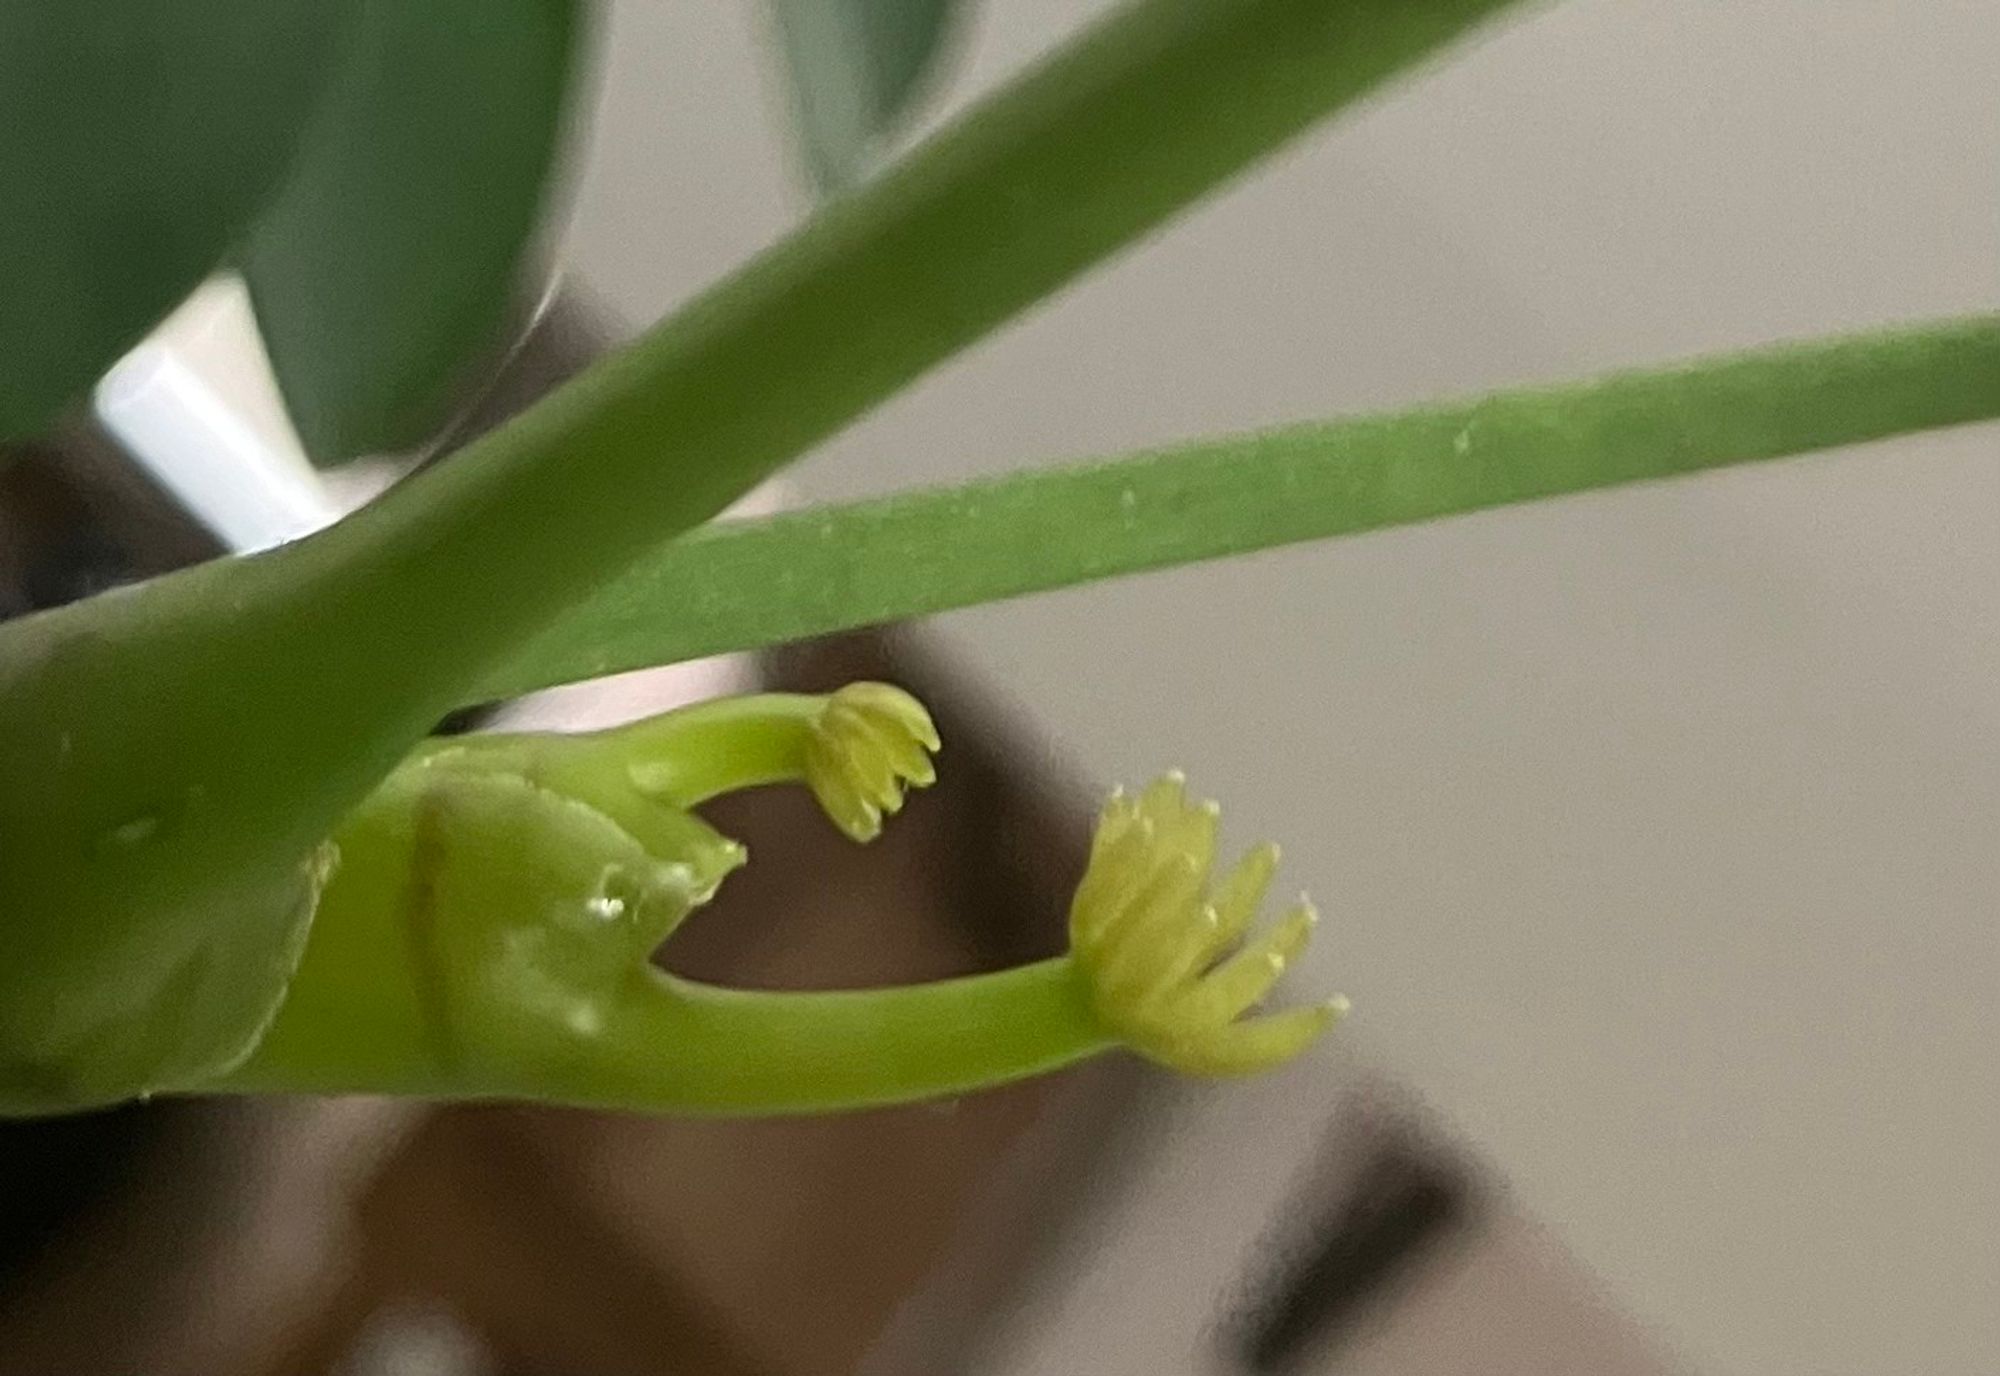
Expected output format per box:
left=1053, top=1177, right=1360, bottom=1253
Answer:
left=803, top=682, right=942, bottom=841
left=1070, top=772, right=1346, bottom=1075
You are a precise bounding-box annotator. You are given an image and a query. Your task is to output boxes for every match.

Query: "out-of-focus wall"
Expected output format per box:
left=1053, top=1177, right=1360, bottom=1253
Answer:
left=563, top=3, right=2000, bottom=1370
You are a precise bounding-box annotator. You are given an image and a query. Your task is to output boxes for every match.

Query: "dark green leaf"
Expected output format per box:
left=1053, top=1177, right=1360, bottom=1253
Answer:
left=243, top=0, right=582, bottom=462
left=0, top=0, right=356, bottom=436
left=479, top=316, right=2000, bottom=698
left=768, top=0, right=962, bottom=190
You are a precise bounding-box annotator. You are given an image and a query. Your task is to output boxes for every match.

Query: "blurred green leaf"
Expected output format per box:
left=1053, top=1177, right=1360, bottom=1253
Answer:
left=243, top=0, right=583, bottom=463
left=481, top=315, right=2000, bottom=697
left=769, top=0, right=962, bottom=190
left=0, top=0, right=356, bottom=436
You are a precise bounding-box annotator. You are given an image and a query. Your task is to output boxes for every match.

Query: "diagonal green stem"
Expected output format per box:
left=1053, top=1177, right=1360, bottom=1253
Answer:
left=2, top=0, right=1529, bottom=895
left=480, top=314, right=2000, bottom=699
left=290, top=0, right=1529, bottom=719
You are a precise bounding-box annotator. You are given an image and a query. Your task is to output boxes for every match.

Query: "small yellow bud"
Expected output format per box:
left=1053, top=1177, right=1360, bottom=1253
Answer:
left=803, top=682, right=941, bottom=842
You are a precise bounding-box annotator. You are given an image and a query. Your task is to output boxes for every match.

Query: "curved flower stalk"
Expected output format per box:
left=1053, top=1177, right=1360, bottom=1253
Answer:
left=200, top=683, right=1338, bottom=1113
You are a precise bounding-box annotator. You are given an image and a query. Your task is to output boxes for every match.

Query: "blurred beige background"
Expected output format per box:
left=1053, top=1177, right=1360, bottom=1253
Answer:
left=559, top=2, right=1997, bottom=1371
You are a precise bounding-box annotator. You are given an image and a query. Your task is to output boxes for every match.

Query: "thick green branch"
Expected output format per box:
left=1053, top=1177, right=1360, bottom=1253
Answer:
left=483, top=314, right=2000, bottom=697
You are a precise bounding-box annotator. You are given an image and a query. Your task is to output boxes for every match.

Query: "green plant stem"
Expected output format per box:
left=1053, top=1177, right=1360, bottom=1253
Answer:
left=582, top=961, right=1113, bottom=1114
left=408, top=692, right=828, bottom=807
left=213, top=957, right=1113, bottom=1114
left=482, top=314, right=2000, bottom=697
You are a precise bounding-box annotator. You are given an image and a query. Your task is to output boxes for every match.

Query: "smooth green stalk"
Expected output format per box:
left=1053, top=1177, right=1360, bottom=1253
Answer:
left=487, top=315, right=2000, bottom=695
left=0, top=0, right=1516, bottom=1105
left=578, top=962, right=1111, bottom=1114
left=217, top=958, right=1113, bottom=1114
